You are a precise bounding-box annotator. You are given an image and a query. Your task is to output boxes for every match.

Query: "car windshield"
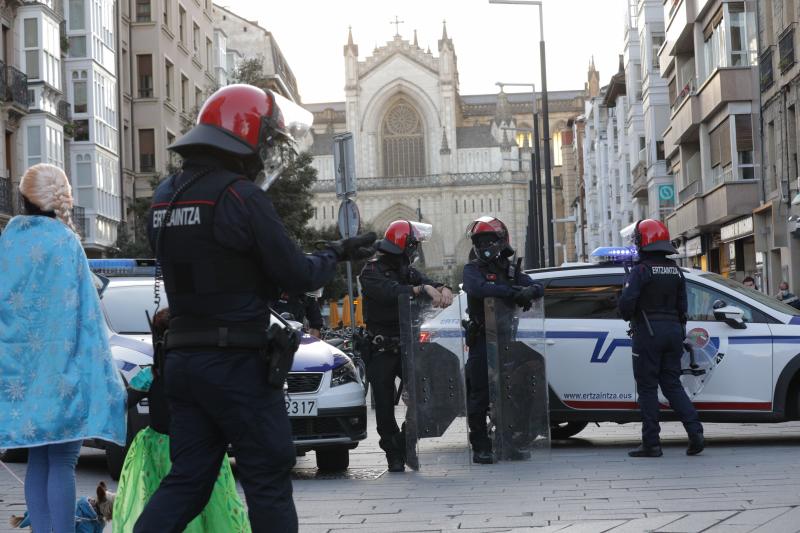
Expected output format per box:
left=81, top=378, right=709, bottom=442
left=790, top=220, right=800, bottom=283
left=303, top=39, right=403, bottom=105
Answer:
left=700, top=271, right=800, bottom=316
left=102, top=284, right=161, bottom=334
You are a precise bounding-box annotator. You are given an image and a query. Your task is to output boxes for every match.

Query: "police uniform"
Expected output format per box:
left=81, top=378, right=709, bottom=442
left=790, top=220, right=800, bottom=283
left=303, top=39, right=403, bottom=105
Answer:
left=359, top=254, right=443, bottom=465
left=273, top=291, right=323, bottom=331
left=134, top=156, right=341, bottom=533
left=619, top=251, right=704, bottom=455
left=462, top=258, right=542, bottom=455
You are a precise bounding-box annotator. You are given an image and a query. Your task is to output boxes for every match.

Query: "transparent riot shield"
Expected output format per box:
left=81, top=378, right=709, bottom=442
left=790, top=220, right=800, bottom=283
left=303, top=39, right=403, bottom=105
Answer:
left=399, top=294, right=470, bottom=471
left=484, top=297, right=550, bottom=461
left=677, top=327, right=722, bottom=399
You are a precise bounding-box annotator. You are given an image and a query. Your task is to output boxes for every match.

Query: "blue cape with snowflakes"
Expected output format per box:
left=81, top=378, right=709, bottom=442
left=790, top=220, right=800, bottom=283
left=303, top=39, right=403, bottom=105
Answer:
left=0, top=216, right=126, bottom=448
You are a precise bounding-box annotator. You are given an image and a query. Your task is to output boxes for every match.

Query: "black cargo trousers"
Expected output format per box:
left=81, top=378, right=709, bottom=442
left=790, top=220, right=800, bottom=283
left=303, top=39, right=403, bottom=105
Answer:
left=365, top=339, right=405, bottom=457
left=133, top=348, right=297, bottom=533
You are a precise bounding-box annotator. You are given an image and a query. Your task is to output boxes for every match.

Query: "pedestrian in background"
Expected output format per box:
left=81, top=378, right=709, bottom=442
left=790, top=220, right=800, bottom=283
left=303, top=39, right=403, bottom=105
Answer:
left=742, top=276, right=757, bottom=291
left=0, top=164, right=126, bottom=533
left=776, top=281, right=800, bottom=308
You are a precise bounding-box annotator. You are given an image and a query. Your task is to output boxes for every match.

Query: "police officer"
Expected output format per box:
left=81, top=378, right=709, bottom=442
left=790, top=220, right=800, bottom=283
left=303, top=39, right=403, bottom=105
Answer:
left=618, top=219, right=704, bottom=458
left=273, top=290, right=324, bottom=337
left=462, top=216, right=543, bottom=464
left=359, top=220, right=453, bottom=472
left=135, top=84, right=376, bottom=533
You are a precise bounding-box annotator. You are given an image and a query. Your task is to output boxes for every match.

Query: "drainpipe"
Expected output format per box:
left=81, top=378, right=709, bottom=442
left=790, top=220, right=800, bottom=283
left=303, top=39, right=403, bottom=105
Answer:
left=115, top=0, right=124, bottom=231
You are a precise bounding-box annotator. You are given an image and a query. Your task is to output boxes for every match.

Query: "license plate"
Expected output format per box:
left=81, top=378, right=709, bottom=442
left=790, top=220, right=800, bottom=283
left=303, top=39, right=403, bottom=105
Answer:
left=285, top=397, right=317, bottom=417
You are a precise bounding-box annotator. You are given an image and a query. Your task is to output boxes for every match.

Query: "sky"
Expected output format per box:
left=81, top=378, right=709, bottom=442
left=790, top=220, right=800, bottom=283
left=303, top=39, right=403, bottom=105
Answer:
left=217, top=0, right=630, bottom=103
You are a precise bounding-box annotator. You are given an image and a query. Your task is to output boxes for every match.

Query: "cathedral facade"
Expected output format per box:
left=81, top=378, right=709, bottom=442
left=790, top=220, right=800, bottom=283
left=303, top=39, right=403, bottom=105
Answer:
left=305, top=24, right=585, bottom=281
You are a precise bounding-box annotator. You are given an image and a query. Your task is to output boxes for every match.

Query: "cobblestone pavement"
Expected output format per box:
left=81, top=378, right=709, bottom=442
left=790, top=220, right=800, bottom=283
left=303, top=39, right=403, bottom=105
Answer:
left=2, top=411, right=800, bottom=532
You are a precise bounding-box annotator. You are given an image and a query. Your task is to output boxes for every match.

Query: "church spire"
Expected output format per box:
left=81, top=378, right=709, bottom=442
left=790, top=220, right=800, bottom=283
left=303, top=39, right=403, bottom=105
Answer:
left=343, top=26, right=358, bottom=57
left=413, top=29, right=419, bottom=48
left=442, top=19, right=448, bottom=41
left=440, top=129, right=451, bottom=154
left=438, top=19, right=452, bottom=51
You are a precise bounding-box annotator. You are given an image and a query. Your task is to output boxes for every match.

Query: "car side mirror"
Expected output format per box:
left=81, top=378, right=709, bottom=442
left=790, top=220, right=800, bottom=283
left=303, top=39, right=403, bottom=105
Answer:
left=713, top=305, right=747, bottom=329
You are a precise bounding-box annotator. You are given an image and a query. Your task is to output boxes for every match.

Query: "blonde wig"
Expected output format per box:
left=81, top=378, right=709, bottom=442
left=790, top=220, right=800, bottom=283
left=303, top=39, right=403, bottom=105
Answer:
left=19, top=163, right=76, bottom=232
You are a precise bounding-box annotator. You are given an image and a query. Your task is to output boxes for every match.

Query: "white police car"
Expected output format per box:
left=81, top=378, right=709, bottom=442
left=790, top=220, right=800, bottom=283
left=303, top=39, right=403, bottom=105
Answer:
left=89, top=259, right=367, bottom=476
left=423, top=247, right=800, bottom=439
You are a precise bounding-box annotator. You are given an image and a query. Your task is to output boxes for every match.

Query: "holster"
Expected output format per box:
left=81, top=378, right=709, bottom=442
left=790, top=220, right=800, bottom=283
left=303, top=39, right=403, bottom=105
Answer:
left=462, top=319, right=483, bottom=349
left=263, top=323, right=300, bottom=390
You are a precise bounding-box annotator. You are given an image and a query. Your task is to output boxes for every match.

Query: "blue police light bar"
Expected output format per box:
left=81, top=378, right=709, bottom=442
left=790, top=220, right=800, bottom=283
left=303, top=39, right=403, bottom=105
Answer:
left=88, top=258, right=156, bottom=276
left=590, top=246, right=638, bottom=263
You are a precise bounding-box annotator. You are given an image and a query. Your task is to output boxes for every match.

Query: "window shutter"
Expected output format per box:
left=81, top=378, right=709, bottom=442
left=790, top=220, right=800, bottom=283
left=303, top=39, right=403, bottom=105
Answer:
left=735, top=114, right=753, bottom=152
left=710, top=124, right=721, bottom=168
left=719, top=118, right=732, bottom=167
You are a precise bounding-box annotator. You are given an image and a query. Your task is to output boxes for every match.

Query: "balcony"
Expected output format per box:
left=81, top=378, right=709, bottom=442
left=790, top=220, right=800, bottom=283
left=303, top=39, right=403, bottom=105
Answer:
left=56, top=100, right=70, bottom=122
left=0, top=176, right=13, bottom=217
left=663, top=0, right=696, bottom=61
left=696, top=68, right=754, bottom=123
left=72, top=205, right=86, bottom=239
left=1, top=64, right=29, bottom=109
left=779, top=25, right=796, bottom=74
left=311, top=172, right=507, bottom=193
left=761, top=47, right=775, bottom=92
left=139, top=154, right=156, bottom=173
left=666, top=177, right=759, bottom=237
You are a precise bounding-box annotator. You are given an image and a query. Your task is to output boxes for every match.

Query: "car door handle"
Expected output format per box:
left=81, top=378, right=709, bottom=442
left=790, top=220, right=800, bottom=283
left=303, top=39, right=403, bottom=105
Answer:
left=529, top=339, right=556, bottom=346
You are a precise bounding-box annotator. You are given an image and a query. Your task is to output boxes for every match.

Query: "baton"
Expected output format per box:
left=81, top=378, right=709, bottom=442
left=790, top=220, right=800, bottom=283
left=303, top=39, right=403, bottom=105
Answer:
left=640, top=309, right=655, bottom=337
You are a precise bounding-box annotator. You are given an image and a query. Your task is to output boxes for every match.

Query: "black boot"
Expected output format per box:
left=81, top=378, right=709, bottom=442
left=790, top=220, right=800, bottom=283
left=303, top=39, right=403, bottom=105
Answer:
left=687, top=433, right=705, bottom=456
left=472, top=447, right=496, bottom=464
left=386, top=454, right=405, bottom=472
left=627, top=444, right=663, bottom=457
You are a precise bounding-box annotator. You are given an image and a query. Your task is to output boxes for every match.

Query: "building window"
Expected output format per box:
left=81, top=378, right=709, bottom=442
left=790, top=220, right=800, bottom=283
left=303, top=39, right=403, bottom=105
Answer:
left=701, top=2, right=756, bottom=80
left=69, top=0, right=86, bottom=30
left=165, top=59, right=173, bottom=101
left=74, top=119, right=89, bottom=141
left=23, top=18, right=39, bottom=79
left=761, top=48, right=774, bottom=92
left=139, top=129, right=155, bottom=172
left=779, top=26, right=795, bottom=73
left=709, top=118, right=732, bottom=186
left=656, top=141, right=665, bottom=161
left=137, top=54, right=153, bottom=97
left=76, top=155, right=93, bottom=209
left=206, top=37, right=212, bottom=69
left=192, top=22, right=199, bottom=52
left=194, top=86, right=202, bottom=108
left=68, top=36, right=86, bottom=58
left=552, top=130, right=563, bottom=166
left=651, top=32, right=664, bottom=70
left=735, top=114, right=754, bottom=180
left=73, top=80, right=87, bottom=113
left=163, top=0, right=169, bottom=26
left=135, top=0, right=151, bottom=22
left=26, top=126, right=41, bottom=167
left=178, top=6, right=186, bottom=44
left=181, top=74, right=188, bottom=112
left=381, top=99, right=426, bottom=177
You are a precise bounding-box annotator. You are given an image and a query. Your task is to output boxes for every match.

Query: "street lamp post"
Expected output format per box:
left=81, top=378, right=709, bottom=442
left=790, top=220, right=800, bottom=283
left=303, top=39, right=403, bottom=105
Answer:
left=497, top=82, right=543, bottom=269
left=489, top=0, right=555, bottom=267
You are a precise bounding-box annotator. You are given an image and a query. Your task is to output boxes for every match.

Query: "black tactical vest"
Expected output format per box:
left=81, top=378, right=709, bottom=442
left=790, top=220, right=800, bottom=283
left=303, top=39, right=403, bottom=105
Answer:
left=150, top=169, right=266, bottom=318
left=362, top=257, right=415, bottom=337
left=637, top=258, right=683, bottom=322
left=466, top=259, right=518, bottom=325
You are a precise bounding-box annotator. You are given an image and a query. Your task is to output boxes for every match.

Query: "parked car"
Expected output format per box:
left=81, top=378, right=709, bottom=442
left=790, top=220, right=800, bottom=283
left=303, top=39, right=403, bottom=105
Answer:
left=422, top=250, right=800, bottom=439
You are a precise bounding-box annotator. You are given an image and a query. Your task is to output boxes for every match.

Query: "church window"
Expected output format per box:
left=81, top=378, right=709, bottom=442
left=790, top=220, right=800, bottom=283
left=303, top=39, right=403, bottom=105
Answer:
left=472, top=199, right=475, bottom=212
left=382, top=100, right=426, bottom=177
left=498, top=197, right=502, bottom=212
left=481, top=199, right=484, bottom=211
left=455, top=199, right=458, bottom=214
left=463, top=200, right=467, bottom=212
left=489, top=198, right=493, bottom=211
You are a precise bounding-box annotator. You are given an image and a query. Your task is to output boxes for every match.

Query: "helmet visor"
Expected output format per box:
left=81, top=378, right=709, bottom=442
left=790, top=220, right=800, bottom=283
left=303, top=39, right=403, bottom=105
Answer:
left=272, top=92, right=314, bottom=143
left=409, top=221, right=433, bottom=242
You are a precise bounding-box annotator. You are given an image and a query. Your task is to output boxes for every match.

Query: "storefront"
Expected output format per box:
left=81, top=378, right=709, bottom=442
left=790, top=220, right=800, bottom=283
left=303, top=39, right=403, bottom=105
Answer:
left=720, top=216, right=756, bottom=282
left=674, top=235, right=704, bottom=269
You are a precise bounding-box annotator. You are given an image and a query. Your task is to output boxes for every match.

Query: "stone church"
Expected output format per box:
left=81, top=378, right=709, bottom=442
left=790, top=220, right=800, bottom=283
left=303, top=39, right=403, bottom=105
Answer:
left=305, top=23, right=585, bottom=282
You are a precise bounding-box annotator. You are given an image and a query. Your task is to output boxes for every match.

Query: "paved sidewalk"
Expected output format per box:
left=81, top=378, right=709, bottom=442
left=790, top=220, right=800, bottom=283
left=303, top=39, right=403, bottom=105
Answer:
left=2, top=414, right=800, bottom=532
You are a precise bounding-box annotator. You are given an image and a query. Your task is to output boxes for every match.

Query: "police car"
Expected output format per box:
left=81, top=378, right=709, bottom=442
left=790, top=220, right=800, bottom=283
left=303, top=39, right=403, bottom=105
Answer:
left=88, top=259, right=367, bottom=476
left=424, top=247, right=800, bottom=439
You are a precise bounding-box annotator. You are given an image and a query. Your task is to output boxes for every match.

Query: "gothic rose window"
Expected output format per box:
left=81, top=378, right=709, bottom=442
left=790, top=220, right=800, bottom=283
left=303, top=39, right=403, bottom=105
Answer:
left=382, top=100, right=426, bottom=177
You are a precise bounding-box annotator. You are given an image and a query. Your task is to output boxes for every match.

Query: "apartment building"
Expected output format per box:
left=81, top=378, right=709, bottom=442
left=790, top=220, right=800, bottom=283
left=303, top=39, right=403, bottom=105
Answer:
left=211, top=4, right=299, bottom=102
left=64, top=0, right=120, bottom=253
left=758, top=0, right=800, bottom=294
left=0, top=0, right=31, bottom=229
left=659, top=0, right=760, bottom=279
left=118, top=0, right=218, bottom=206
left=632, top=0, right=673, bottom=222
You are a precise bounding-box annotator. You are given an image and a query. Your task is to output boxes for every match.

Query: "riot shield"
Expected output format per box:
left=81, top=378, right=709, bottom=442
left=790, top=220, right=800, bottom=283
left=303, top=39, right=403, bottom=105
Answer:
left=484, top=297, right=550, bottom=461
left=399, top=294, right=469, bottom=471
left=677, top=327, right=721, bottom=399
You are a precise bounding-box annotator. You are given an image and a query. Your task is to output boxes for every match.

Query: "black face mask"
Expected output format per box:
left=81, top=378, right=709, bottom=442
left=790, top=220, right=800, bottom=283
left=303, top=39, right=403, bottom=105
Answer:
left=473, top=235, right=514, bottom=263
left=22, top=196, right=56, bottom=218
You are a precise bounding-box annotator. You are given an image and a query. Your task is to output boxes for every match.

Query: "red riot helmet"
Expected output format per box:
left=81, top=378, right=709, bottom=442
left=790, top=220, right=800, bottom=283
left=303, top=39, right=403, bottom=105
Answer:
left=168, top=84, right=313, bottom=188
left=377, top=220, right=433, bottom=261
left=467, top=216, right=514, bottom=262
left=633, top=219, right=677, bottom=254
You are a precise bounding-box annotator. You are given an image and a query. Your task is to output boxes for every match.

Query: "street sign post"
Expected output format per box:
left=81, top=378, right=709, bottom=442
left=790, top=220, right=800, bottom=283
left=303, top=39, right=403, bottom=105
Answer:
left=333, top=132, right=358, bottom=327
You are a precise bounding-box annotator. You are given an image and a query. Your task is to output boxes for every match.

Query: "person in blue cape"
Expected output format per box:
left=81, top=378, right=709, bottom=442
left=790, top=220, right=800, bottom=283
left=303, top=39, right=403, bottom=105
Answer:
left=0, top=163, right=127, bottom=533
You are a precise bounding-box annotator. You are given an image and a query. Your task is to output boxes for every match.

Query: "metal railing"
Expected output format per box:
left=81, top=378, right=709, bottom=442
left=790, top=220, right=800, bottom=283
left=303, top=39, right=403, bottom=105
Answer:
left=671, top=77, right=697, bottom=111
left=5, top=65, right=28, bottom=108
left=0, top=176, right=13, bottom=216
left=678, top=180, right=700, bottom=203
left=57, top=100, right=70, bottom=121
left=139, top=154, right=156, bottom=173
left=311, top=172, right=507, bottom=193
left=72, top=205, right=86, bottom=238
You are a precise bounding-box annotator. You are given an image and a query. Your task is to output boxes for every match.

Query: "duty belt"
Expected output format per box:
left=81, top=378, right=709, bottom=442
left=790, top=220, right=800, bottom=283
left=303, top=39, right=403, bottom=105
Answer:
left=165, top=317, right=270, bottom=350
left=371, top=335, right=400, bottom=349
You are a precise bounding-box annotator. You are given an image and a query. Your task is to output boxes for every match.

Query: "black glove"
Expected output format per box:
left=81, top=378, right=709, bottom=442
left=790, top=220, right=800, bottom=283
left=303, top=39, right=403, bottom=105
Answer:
left=325, top=232, right=377, bottom=262
left=513, top=285, right=542, bottom=311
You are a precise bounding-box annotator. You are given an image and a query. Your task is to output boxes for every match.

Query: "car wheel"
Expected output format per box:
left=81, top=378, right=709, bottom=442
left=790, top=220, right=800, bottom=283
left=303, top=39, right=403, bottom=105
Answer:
left=315, top=446, right=350, bottom=471
left=107, top=408, right=149, bottom=481
left=0, top=448, right=28, bottom=463
left=550, top=421, right=588, bottom=440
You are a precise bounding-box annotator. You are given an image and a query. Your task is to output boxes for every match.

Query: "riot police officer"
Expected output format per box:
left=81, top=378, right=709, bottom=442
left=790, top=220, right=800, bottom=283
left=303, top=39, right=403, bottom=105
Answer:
left=135, top=84, right=375, bottom=533
left=359, top=220, right=453, bottom=472
left=462, top=216, right=543, bottom=464
left=618, top=219, right=704, bottom=458
left=273, top=290, right=324, bottom=337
